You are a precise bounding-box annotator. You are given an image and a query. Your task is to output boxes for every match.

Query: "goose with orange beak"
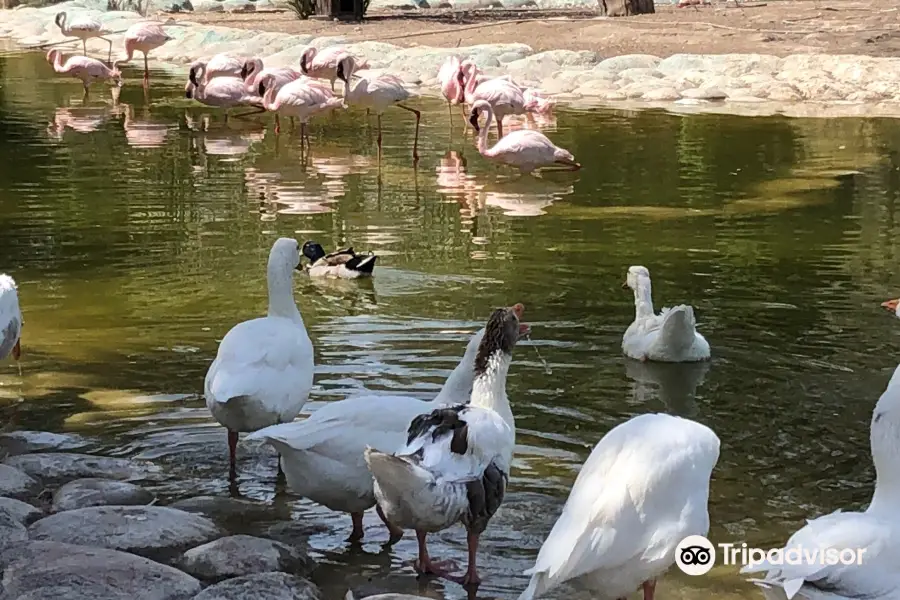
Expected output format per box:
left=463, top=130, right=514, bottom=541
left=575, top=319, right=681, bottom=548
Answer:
left=882, top=298, right=900, bottom=317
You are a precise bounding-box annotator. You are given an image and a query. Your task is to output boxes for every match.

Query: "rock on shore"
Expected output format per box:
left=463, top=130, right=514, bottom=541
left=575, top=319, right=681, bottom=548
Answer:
left=1, top=3, right=900, bottom=118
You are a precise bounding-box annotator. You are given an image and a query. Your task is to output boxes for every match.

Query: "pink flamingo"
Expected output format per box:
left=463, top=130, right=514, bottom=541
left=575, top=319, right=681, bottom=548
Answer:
left=468, top=100, right=579, bottom=174
left=47, top=49, right=122, bottom=96
left=299, top=46, right=368, bottom=91
left=241, top=58, right=304, bottom=94
left=438, top=56, right=466, bottom=124
left=461, top=66, right=525, bottom=139
left=54, top=12, right=113, bottom=63
left=461, top=60, right=555, bottom=115
left=337, top=55, right=420, bottom=162
left=190, top=54, right=244, bottom=86
left=259, top=74, right=343, bottom=148
left=116, top=21, right=172, bottom=86
left=185, top=76, right=263, bottom=122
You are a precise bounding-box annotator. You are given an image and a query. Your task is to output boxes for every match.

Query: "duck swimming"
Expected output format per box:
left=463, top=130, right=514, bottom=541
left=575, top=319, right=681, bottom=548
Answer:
left=301, top=241, right=377, bottom=279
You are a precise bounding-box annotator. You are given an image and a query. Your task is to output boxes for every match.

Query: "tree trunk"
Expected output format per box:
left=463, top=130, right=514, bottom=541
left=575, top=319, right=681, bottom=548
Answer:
left=597, top=0, right=654, bottom=16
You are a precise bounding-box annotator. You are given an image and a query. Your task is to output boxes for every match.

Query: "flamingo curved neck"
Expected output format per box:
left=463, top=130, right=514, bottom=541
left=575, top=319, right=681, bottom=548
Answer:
left=477, top=105, right=493, bottom=153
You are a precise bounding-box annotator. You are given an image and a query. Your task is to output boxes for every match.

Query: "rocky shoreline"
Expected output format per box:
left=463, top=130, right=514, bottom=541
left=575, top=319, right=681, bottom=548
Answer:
left=2, top=2, right=900, bottom=119
left=0, top=430, right=323, bottom=600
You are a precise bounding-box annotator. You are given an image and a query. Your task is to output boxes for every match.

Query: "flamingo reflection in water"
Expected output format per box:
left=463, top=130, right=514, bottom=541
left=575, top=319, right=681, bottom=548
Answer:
left=47, top=106, right=109, bottom=140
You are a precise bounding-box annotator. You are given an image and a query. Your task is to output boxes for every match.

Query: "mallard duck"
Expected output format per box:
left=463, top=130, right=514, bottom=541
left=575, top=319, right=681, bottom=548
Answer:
left=0, top=275, right=22, bottom=363
left=621, top=266, right=710, bottom=363
left=301, top=241, right=377, bottom=279
left=519, top=413, right=720, bottom=600
left=246, top=321, right=501, bottom=544
left=365, top=304, right=525, bottom=587
left=204, top=238, right=315, bottom=479
left=742, top=364, right=900, bottom=600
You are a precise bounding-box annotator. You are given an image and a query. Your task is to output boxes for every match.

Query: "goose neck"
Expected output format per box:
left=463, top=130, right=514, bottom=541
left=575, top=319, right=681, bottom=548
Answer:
left=470, top=351, right=513, bottom=427
left=266, top=262, right=302, bottom=323
left=634, top=278, right=655, bottom=319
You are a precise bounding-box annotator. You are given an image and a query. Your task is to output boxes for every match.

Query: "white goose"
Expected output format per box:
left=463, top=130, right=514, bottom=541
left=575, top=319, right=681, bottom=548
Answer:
left=365, top=304, right=525, bottom=587
left=741, top=365, right=900, bottom=600
left=204, top=238, right=314, bottom=479
left=247, top=323, right=487, bottom=542
left=622, top=265, right=710, bottom=363
left=518, top=413, right=720, bottom=600
left=0, top=275, right=22, bottom=363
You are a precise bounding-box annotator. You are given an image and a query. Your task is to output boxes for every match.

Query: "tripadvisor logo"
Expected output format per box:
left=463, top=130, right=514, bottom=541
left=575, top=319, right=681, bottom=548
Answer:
left=674, top=535, right=868, bottom=577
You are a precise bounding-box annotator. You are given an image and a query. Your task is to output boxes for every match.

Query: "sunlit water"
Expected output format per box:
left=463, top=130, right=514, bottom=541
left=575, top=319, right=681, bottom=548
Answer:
left=2, top=47, right=900, bottom=600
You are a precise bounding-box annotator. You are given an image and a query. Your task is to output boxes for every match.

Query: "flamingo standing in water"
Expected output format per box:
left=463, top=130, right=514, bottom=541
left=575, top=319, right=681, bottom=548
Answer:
left=185, top=76, right=263, bottom=122
left=438, top=55, right=466, bottom=125
left=54, top=12, right=112, bottom=64
left=242, top=60, right=324, bottom=131
left=0, top=275, right=22, bottom=365
left=47, top=49, right=122, bottom=97
left=299, top=46, right=368, bottom=91
left=468, top=100, right=579, bottom=174
left=116, top=21, right=172, bottom=86
left=190, top=54, right=244, bottom=86
left=259, top=74, right=343, bottom=148
left=337, top=55, right=420, bottom=162
left=461, top=64, right=526, bottom=139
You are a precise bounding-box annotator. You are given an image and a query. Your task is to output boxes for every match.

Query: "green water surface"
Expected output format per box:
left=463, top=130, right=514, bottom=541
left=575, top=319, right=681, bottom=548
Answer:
left=2, top=48, right=900, bottom=600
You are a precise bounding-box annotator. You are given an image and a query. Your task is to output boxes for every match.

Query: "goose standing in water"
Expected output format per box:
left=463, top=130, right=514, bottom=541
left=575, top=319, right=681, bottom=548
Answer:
left=518, top=413, right=720, bottom=600
left=204, top=238, right=314, bottom=480
left=621, top=265, right=710, bottom=363
left=301, top=241, right=377, bottom=279
left=365, top=304, right=525, bottom=587
left=248, top=310, right=529, bottom=543
left=0, top=275, right=22, bottom=363
left=742, top=365, right=900, bottom=600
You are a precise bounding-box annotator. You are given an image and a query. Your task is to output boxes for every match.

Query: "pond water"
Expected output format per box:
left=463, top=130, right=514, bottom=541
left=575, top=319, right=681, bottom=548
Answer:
left=2, top=47, right=900, bottom=600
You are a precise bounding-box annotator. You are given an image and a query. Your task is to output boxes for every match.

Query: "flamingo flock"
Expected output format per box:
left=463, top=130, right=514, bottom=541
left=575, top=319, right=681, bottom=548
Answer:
left=45, top=22, right=579, bottom=174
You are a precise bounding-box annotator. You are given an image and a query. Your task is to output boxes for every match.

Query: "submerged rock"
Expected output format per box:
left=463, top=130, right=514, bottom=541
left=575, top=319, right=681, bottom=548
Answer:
left=0, top=464, right=39, bottom=498
left=29, top=506, right=224, bottom=561
left=0, top=540, right=201, bottom=599
left=52, top=478, right=155, bottom=512
left=265, top=520, right=329, bottom=550
left=192, top=572, right=322, bottom=600
left=3, top=452, right=159, bottom=482
left=170, top=495, right=286, bottom=524
left=0, top=431, right=89, bottom=457
left=0, top=496, right=43, bottom=525
left=178, top=534, right=314, bottom=581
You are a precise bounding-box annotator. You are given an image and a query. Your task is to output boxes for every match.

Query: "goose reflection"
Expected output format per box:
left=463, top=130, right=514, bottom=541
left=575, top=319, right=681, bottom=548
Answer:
left=46, top=106, right=109, bottom=140
left=114, top=103, right=169, bottom=148
left=624, top=359, right=711, bottom=416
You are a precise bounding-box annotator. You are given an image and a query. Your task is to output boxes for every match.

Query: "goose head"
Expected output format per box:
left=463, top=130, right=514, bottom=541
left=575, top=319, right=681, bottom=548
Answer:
left=474, top=303, right=526, bottom=376
left=623, top=265, right=650, bottom=290
left=881, top=298, right=900, bottom=317
left=269, top=237, right=303, bottom=272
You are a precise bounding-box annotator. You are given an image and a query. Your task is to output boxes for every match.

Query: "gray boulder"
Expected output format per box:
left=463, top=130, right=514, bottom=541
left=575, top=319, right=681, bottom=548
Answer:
left=52, top=478, right=155, bottom=512
left=178, top=535, right=314, bottom=581
left=0, top=431, right=88, bottom=457
left=0, top=511, right=28, bottom=547
left=3, top=452, right=159, bottom=482
left=0, top=464, right=39, bottom=499
left=29, top=506, right=224, bottom=561
left=0, top=497, right=42, bottom=525
left=0, top=540, right=201, bottom=600
left=192, top=572, right=322, bottom=600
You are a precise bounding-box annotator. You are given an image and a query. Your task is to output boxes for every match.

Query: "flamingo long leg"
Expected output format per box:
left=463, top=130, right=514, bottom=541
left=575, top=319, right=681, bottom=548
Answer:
left=397, top=103, right=420, bottom=163
left=376, top=113, right=382, bottom=161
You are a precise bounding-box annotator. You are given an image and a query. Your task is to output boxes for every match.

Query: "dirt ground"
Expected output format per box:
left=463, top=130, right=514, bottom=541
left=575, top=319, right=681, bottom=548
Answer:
left=173, top=0, right=900, bottom=58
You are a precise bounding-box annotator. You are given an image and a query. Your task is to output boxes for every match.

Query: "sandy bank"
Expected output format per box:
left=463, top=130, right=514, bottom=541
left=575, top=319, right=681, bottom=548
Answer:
left=3, top=1, right=900, bottom=118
